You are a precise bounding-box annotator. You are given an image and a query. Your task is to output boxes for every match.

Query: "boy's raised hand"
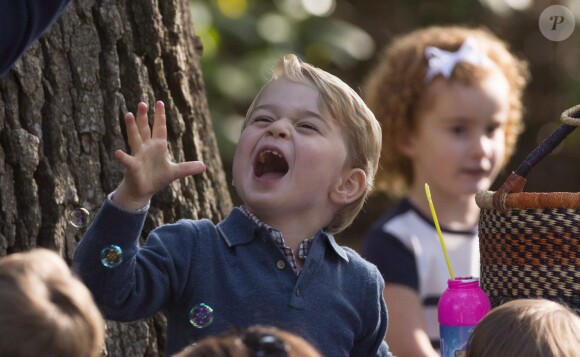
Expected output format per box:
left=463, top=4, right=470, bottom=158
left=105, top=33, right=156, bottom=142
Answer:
left=112, top=101, right=206, bottom=210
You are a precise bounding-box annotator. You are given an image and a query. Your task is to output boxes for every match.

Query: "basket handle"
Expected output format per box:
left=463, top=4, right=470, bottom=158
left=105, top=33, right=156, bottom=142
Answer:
left=492, top=104, right=580, bottom=210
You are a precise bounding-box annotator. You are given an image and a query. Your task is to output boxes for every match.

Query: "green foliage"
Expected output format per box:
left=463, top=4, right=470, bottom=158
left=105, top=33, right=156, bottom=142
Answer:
left=190, top=0, right=580, bottom=195
left=189, top=0, right=377, bottom=158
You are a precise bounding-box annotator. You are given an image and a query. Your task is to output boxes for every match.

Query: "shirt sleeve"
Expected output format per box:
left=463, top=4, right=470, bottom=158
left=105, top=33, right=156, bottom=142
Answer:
left=361, top=226, right=419, bottom=292
left=72, top=199, right=197, bottom=322
left=0, top=0, right=72, bottom=77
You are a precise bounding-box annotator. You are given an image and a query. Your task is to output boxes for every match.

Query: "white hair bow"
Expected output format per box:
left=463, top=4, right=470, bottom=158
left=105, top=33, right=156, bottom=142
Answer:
left=424, top=37, right=491, bottom=82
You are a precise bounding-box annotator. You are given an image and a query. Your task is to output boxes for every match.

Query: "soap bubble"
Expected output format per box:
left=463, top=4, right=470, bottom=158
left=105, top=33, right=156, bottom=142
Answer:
left=100, top=245, right=123, bottom=268
left=189, top=303, right=214, bottom=328
left=68, top=208, right=90, bottom=228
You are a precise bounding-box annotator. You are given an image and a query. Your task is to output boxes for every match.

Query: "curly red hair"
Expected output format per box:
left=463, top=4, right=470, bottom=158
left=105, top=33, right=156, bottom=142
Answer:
left=363, top=26, right=529, bottom=196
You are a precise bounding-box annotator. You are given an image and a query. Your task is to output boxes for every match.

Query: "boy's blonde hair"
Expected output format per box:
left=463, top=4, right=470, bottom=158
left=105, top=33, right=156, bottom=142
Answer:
left=0, top=248, right=105, bottom=357
left=466, top=299, right=580, bottom=357
left=363, top=26, right=529, bottom=196
left=244, top=54, right=382, bottom=234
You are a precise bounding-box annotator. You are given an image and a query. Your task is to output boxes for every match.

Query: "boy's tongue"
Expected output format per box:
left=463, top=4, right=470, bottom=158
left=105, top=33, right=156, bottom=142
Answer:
left=259, top=171, right=286, bottom=180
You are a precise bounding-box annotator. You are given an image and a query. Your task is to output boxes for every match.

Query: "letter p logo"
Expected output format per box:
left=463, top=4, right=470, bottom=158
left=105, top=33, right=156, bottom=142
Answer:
left=550, top=15, right=565, bottom=30
left=539, top=5, right=575, bottom=41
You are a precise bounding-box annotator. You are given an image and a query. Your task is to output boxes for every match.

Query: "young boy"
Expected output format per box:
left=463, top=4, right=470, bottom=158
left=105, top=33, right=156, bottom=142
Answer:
left=0, top=248, right=104, bottom=357
left=73, top=54, right=392, bottom=356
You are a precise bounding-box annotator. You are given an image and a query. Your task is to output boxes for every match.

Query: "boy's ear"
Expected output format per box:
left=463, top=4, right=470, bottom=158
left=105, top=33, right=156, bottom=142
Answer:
left=330, top=168, right=367, bottom=205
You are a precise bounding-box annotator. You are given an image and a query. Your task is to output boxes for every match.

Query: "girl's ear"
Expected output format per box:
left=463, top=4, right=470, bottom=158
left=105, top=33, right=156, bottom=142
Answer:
left=397, top=134, right=417, bottom=158
left=330, top=168, right=367, bottom=205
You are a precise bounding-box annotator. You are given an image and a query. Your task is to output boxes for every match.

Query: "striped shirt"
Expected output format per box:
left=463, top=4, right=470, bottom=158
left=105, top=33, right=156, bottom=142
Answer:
left=361, top=199, right=479, bottom=348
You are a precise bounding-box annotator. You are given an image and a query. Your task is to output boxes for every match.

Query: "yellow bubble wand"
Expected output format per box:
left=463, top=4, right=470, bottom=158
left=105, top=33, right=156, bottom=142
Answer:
left=425, top=183, right=455, bottom=279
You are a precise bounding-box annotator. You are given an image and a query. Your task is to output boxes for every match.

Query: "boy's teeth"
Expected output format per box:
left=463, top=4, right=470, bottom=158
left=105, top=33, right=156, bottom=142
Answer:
left=259, top=151, right=267, bottom=163
left=265, top=149, right=281, bottom=157
left=255, top=149, right=289, bottom=178
left=259, top=150, right=281, bottom=163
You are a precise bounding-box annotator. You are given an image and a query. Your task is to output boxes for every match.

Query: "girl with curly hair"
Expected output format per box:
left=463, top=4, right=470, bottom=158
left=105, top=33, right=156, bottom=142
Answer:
left=361, top=25, right=530, bottom=357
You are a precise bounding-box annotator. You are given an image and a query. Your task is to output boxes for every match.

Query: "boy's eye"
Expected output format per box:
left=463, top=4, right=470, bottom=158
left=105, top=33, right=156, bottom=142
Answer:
left=252, top=116, right=272, bottom=124
left=298, top=122, right=319, bottom=132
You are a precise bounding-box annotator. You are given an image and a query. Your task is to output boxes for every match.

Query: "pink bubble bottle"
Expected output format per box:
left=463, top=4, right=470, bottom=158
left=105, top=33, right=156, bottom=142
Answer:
left=438, top=277, right=491, bottom=357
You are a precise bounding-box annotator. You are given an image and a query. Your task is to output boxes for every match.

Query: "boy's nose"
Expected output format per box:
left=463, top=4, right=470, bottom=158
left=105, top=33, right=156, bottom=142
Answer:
left=266, top=120, right=291, bottom=139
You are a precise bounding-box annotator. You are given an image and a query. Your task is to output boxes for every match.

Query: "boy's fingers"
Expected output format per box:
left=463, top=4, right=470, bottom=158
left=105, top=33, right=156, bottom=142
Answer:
left=124, top=112, right=142, bottom=152
left=173, top=161, right=207, bottom=180
left=114, top=149, right=133, bottom=168
left=136, top=102, right=152, bottom=140
left=152, top=101, right=167, bottom=141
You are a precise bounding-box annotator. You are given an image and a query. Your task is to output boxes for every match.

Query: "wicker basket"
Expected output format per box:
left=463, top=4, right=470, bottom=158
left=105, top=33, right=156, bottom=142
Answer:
left=475, top=105, right=580, bottom=313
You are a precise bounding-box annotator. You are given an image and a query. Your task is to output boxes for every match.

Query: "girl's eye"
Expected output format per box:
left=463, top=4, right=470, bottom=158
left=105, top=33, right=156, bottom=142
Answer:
left=486, top=124, right=500, bottom=136
left=450, top=125, right=467, bottom=136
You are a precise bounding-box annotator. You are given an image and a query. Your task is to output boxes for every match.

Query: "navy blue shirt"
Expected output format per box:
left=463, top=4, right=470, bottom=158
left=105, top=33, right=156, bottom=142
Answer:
left=73, top=200, right=392, bottom=357
left=0, top=0, right=71, bottom=77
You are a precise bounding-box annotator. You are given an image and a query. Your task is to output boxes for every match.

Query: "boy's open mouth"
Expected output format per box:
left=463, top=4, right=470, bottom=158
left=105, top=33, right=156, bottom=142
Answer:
left=254, top=149, right=289, bottom=179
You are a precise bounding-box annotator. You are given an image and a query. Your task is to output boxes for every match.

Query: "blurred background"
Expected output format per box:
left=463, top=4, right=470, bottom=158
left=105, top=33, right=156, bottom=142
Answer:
left=188, top=0, right=580, bottom=248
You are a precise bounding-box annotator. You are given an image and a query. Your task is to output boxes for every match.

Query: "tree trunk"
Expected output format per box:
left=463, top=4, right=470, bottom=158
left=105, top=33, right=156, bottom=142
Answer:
left=0, top=0, right=232, bottom=355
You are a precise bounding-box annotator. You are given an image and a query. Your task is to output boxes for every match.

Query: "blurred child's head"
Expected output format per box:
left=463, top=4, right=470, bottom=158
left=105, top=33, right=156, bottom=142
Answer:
left=174, top=324, right=322, bottom=357
left=363, top=26, right=529, bottom=196
left=236, top=54, right=381, bottom=234
left=466, top=299, right=580, bottom=357
left=0, top=248, right=105, bottom=357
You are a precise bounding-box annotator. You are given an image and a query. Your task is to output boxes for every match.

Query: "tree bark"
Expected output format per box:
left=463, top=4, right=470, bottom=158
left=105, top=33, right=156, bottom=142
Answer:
left=0, top=0, right=232, bottom=355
